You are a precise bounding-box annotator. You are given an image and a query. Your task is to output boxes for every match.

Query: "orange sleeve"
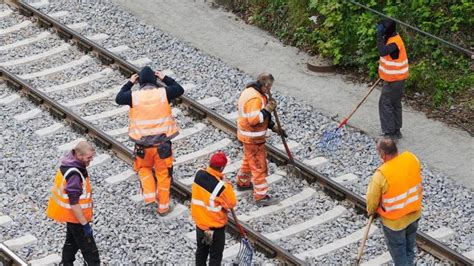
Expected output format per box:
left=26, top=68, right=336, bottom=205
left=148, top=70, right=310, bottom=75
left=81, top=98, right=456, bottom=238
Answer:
left=243, top=98, right=265, bottom=126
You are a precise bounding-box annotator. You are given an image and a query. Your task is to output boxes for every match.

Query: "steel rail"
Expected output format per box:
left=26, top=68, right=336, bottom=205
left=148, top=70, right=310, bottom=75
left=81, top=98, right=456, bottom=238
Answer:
left=0, top=65, right=302, bottom=265
left=3, top=1, right=472, bottom=265
left=0, top=244, right=28, bottom=266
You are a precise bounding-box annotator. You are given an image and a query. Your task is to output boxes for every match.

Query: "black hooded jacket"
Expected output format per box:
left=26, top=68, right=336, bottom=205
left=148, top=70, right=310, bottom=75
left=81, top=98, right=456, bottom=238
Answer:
left=376, top=19, right=400, bottom=59
left=115, top=66, right=184, bottom=107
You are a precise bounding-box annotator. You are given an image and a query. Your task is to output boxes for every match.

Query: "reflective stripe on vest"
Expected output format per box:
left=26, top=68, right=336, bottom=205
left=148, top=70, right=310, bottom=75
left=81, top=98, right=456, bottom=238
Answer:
left=46, top=167, right=93, bottom=223
left=382, top=183, right=421, bottom=204
left=128, top=87, right=179, bottom=141
left=49, top=193, right=93, bottom=209
left=191, top=199, right=222, bottom=212
left=376, top=152, right=422, bottom=220
left=191, top=179, right=225, bottom=213
left=238, top=129, right=267, bottom=137
left=378, top=34, right=409, bottom=82
left=237, top=87, right=268, bottom=144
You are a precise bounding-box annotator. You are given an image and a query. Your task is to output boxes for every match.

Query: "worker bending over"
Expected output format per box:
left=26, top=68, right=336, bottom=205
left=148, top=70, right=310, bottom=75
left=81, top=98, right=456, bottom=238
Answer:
left=191, top=152, right=237, bottom=266
left=116, top=66, right=184, bottom=216
left=46, top=141, right=100, bottom=265
left=377, top=19, right=409, bottom=139
left=236, top=73, right=285, bottom=206
left=366, top=138, right=423, bottom=265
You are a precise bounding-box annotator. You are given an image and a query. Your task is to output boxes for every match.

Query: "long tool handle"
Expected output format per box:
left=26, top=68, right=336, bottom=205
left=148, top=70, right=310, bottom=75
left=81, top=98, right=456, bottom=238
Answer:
left=267, top=92, right=294, bottom=163
left=231, top=208, right=247, bottom=238
left=337, top=78, right=381, bottom=129
left=356, top=214, right=375, bottom=265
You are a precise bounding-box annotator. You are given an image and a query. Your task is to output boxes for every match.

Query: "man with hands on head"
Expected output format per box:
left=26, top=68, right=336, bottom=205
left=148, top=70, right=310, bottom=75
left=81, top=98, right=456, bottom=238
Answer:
left=116, top=66, right=184, bottom=216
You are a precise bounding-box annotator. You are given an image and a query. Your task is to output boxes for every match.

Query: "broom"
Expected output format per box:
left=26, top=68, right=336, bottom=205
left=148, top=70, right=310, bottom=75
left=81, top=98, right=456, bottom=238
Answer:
left=318, top=78, right=381, bottom=151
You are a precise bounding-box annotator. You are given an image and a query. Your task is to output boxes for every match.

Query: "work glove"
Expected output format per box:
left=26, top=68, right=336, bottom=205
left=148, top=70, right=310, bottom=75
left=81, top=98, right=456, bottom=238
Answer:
left=202, top=230, right=213, bottom=245
left=82, top=223, right=93, bottom=237
left=264, top=99, right=277, bottom=113
left=272, top=127, right=288, bottom=138
left=376, top=24, right=385, bottom=36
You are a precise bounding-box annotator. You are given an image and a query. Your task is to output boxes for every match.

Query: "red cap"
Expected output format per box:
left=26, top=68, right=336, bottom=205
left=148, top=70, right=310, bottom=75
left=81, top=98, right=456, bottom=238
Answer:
left=209, top=151, right=228, bottom=168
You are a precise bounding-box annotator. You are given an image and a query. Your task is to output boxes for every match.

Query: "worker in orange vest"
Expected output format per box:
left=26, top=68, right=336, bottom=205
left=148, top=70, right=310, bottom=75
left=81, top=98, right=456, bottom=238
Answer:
left=366, top=138, right=423, bottom=265
left=115, top=66, right=184, bottom=216
left=236, top=73, right=285, bottom=206
left=46, top=141, right=100, bottom=265
left=376, top=19, right=409, bottom=140
left=191, top=151, right=237, bottom=266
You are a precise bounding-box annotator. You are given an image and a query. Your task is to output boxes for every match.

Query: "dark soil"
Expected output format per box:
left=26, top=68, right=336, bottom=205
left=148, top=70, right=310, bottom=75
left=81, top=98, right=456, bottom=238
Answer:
left=404, top=89, right=473, bottom=136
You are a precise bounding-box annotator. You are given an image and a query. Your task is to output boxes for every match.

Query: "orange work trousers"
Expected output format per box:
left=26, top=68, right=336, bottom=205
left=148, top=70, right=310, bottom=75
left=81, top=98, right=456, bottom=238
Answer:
left=237, top=143, right=268, bottom=201
left=133, top=147, right=173, bottom=214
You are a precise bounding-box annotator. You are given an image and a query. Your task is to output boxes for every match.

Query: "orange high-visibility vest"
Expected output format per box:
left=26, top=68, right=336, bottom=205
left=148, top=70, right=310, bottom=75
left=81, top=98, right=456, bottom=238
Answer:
left=191, top=167, right=237, bottom=231
left=128, top=86, right=179, bottom=142
left=237, top=87, right=269, bottom=144
left=46, top=168, right=93, bottom=223
left=378, top=34, right=409, bottom=82
left=376, top=152, right=423, bottom=220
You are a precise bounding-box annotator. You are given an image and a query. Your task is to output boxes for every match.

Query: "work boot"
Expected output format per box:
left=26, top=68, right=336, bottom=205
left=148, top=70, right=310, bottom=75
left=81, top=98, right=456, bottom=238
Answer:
left=255, top=195, right=279, bottom=207
left=379, top=132, right=399, bottom=141
left=237, top=183, right=253, bottom=191
left=395, top=130, right=403, bottom=139
left=158, top=205, right=173, bottom=217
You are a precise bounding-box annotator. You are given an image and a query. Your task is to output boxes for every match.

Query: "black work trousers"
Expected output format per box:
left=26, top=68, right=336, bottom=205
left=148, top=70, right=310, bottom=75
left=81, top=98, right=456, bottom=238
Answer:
left=379, top=80, right=405, bottom=134
left=61, top=222, right=100, bottom=266
left=195, top=226, right=226, bottom=266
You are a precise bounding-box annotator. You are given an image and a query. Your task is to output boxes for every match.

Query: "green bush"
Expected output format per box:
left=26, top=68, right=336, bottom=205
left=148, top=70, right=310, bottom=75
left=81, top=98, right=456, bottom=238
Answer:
left=219, top=0, right=473, bottom=107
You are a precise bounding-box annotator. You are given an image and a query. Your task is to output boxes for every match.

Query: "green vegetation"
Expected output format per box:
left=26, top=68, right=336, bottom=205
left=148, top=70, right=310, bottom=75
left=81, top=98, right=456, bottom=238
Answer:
left=218, top=0, right=473, bottom=107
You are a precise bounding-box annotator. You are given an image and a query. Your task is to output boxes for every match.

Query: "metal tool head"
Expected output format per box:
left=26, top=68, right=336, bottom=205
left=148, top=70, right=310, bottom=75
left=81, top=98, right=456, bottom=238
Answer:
left=236, top=237, right=253, bottom=265
left=317, top=128, right=343, bottom=151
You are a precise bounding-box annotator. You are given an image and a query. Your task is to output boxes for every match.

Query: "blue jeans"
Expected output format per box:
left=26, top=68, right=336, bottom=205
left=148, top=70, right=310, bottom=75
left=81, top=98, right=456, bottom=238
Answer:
left=382, top=219, right=419, bottom=266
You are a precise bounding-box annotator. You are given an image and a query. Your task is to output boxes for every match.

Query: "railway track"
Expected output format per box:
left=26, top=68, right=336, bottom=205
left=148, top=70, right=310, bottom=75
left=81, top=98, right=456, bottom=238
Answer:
left=0, top=1, right=472, bottom=265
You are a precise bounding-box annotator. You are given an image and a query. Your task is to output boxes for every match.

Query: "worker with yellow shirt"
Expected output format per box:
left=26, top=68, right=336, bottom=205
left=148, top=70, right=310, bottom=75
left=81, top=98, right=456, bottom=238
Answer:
left=366, top=138, right=423, bottom=266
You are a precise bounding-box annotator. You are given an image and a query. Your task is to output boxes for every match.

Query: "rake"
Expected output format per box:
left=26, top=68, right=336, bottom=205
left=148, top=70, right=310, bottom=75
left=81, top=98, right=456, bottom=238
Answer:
left=230, top=208, right=253, bottom=265
left=318, top=78, right=381, bottom=151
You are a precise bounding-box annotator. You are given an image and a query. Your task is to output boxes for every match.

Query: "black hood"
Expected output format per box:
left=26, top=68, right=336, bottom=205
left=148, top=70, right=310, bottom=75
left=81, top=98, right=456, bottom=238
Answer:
left=380, top=18, right=396, bottom=37
left=245, top=81, right=263, bottom=93
left=139, top=66, right=157, bottom=87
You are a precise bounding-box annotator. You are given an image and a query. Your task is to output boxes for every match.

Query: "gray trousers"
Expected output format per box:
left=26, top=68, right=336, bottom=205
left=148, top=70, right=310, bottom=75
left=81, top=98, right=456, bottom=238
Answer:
left=379, top=80, right=405, bottom=134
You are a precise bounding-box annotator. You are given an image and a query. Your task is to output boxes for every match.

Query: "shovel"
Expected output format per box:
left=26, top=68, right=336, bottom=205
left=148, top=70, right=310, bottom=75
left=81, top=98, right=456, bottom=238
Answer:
left=267, top=91, right=298, bottom=176
left=230, top=208, right=253, bottom=265
left=356, top=214, right=375, bottom=265
left=318, top=78, right=381, bottom=151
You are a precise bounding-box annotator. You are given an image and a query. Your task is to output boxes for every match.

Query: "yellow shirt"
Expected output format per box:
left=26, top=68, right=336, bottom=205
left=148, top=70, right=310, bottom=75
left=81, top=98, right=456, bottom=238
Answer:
left=366, top=171, right=421, bottom=231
